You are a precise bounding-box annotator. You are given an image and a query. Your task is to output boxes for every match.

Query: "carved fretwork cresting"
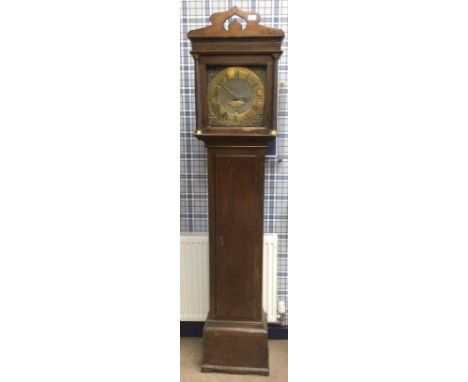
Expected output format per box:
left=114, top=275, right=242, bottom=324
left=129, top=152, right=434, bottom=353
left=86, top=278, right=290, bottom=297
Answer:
left=187, top=6, right=284, bottom=38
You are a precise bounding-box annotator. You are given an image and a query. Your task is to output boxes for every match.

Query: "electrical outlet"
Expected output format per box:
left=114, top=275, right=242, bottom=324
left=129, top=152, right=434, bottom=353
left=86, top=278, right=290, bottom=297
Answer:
left=278, top=301, right=286, bottom=314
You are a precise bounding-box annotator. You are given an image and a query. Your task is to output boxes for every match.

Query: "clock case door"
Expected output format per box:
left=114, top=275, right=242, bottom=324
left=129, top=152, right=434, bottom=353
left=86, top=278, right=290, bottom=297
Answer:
left=196, top=55, right=276, bottom=136
left=208, top=145, right=266, bottom=322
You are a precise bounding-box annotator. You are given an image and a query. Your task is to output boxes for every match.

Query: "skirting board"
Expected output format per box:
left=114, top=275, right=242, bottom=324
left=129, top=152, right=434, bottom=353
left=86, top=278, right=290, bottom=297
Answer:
left=180, top=321, right=288, bottom=340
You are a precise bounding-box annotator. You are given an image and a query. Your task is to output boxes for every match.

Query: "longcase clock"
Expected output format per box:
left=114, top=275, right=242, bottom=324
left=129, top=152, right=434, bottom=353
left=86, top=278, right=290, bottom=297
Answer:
left=188, top=7, right=284, bottom=376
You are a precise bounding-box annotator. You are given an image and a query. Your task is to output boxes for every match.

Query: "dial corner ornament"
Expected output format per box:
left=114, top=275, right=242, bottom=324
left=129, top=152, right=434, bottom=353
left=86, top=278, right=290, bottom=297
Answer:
left=207, top=66, right=265, bottom=127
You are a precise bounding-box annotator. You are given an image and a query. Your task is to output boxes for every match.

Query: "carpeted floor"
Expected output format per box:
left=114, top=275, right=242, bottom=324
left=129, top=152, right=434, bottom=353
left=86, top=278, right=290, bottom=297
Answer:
left=180, top=338, right=288, bottom=382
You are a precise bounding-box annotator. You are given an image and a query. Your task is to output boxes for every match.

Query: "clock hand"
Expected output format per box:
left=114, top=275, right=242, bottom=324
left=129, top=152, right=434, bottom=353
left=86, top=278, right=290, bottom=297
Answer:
left=221, top=84, right=249, bottom=102
left=220, top=84, right=238, bottom=98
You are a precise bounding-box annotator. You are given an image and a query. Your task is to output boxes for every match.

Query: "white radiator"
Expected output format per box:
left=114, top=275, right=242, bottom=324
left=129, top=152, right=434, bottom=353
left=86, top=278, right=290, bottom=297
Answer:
left=180, top=234, right=278, bottom=323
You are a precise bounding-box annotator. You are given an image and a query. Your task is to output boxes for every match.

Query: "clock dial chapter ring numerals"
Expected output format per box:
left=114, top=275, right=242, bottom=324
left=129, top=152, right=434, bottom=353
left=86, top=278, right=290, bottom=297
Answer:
left=207, top=66, right=265, bottom=127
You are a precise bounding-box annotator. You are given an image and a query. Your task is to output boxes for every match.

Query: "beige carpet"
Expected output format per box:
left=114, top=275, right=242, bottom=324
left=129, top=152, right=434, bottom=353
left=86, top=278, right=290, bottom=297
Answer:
left=180, top=338, right=288, bottom=382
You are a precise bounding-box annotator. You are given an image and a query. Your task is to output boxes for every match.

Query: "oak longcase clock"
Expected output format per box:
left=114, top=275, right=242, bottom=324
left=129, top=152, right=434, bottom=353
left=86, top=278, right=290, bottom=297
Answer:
left=188, top=7, right=284, bottom=376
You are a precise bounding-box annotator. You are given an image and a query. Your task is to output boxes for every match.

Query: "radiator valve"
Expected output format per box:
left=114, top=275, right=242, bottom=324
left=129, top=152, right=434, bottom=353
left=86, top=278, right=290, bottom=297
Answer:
left=277, top=301, right=286, bottom=322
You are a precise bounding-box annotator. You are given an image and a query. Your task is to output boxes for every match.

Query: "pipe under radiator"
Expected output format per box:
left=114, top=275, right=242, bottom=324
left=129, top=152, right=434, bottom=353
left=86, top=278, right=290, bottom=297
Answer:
left=180, top=233, right=278, bottom=323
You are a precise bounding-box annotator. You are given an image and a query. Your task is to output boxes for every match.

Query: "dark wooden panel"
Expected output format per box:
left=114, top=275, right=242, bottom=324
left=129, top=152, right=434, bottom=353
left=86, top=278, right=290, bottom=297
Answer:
left=213, top=153, right=259, bottom=320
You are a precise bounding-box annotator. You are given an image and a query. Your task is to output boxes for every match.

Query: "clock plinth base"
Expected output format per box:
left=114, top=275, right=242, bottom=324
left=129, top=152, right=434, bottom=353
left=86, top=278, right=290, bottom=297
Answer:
left=201, top=313, right=269, bottom=376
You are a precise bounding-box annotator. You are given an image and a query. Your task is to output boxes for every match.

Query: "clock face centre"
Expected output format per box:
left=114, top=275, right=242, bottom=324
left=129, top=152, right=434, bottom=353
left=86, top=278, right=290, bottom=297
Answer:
left=207, top=66, right=265, bottom=127
left=218, top=79, right=253, bottom=114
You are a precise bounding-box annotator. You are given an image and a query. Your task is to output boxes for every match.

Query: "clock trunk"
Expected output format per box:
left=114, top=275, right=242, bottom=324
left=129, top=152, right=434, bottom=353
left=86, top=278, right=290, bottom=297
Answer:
left=209, top=147, right=265, bottom=321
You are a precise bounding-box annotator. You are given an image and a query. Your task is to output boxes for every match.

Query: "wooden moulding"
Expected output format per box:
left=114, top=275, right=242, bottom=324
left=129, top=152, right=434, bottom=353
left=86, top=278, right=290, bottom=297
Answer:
left=198, top=134, right=274, bottom=148
left=180, top=321, right=288, bottom=339
left=190, top=40, right=282, bottom=55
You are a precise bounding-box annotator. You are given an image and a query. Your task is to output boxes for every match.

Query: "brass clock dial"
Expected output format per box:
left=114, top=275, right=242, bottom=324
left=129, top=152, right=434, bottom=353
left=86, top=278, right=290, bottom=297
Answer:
left=207, top=66, right=265, bottom=127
